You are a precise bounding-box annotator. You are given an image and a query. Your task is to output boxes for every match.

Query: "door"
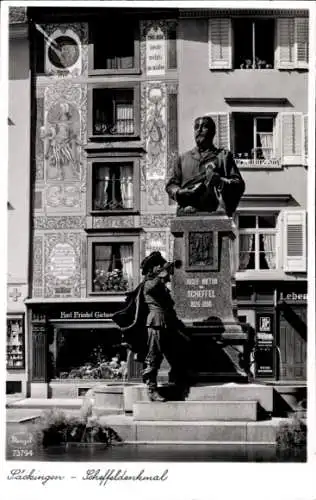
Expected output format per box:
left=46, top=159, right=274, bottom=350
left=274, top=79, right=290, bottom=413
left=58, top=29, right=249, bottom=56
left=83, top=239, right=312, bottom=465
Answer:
left=278, top=304, right=307, bottom=380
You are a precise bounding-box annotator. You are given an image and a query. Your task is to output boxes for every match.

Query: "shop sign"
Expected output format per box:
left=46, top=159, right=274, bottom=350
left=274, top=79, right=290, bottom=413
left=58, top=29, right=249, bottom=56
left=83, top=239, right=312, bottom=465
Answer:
left=255, top=312, right=275, bottom=378
left=279, top=291, right=307, bottom=302
left=57, top=310, right=114, bottom=320
left=31, top=307, right=123, bottom=323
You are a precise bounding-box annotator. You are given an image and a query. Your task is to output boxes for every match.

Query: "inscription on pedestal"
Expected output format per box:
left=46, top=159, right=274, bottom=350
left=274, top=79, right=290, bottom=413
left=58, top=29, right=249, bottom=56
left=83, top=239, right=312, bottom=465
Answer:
left=171, top=216, right=235, bottom=322
left=186, top=277, right=219, bottom=309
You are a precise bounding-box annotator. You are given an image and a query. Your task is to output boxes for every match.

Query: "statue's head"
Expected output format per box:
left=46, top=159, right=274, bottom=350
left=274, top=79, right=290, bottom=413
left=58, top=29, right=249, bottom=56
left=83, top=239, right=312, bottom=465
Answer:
left=194, top=116, right=216, bottom=150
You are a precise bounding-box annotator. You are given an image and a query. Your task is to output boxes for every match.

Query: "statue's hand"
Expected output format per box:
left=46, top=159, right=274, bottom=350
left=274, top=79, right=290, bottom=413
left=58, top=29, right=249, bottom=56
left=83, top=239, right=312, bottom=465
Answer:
left=208, top=172, right=222, bottom=187
left=176, top=186, right=201, bottom=205
left=221, top=177, right=232, bottom=185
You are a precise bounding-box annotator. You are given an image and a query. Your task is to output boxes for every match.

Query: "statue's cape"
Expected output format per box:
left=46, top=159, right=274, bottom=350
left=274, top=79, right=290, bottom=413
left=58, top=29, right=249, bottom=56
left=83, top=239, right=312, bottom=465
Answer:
left=111, top=282, right=148, bottom=362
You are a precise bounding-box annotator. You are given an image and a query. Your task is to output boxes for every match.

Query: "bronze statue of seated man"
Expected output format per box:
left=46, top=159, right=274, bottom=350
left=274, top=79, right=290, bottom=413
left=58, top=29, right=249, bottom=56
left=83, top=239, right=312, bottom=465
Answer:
left=166, top=116, right=245, bottom=217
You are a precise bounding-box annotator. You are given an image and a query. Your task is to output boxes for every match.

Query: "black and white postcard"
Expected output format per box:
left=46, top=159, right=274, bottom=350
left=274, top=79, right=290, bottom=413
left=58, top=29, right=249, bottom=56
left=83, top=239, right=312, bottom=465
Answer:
left=2, top=0, right=316, bottom=499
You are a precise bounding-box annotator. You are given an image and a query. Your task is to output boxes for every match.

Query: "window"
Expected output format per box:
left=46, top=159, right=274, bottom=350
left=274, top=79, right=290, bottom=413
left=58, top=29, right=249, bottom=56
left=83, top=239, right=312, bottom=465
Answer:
left=53, top=328, right=129, bottom=380
left=208, top=17, right=308, bottom=71
left=233, top=19, right=275, bottom=69
left=93, top=88, right=134, bottom=136
left=87, top=235, right=140, bottom=295
left=233, top=114, right=277, bottom=165
left=89, top=157, right=140, bottom=214
left=238, top=215, right=277, bottom=271
left=93, top=243, right=133, bottom=293
left=7, top=316, right=25, bottom=369
left=89, top=83, right=140, bottom=138
left=89, top=19, right=140, bottom=74
left=93, top=162, right=133, bottom=211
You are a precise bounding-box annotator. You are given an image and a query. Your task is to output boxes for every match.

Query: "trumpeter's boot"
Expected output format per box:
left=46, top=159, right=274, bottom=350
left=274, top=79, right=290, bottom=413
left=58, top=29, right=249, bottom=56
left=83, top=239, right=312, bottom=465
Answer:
left=146, top=378, right=166, bottom=403
left=148, top=388, right=166, bottom=402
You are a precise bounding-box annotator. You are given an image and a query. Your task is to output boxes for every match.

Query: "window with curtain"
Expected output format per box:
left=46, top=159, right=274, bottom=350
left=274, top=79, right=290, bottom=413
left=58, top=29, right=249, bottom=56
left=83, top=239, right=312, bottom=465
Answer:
left=238, top=215, right=277, bottom=271
left=93, top=243, right=133, bottom=292
left=233, top=114, right=275, bottom=162
left=93, top=88, right=134, bottom=136
left=92, top=20, right=136, bottom=70
left=93, top=162, right=133, bottom=211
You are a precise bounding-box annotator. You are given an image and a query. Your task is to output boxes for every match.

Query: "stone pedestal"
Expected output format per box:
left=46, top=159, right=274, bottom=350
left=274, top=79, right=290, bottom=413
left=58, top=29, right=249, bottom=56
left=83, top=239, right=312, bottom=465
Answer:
left=170, top=214, right=253, bottom=381
left=30, top=382, right=49, bottom=398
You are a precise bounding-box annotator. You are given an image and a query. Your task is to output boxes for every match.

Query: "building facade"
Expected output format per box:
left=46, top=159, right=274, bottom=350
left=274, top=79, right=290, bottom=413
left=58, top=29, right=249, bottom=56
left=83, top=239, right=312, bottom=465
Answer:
left=178, top=9, right=308, bottom=382
left=7, top=8, right=31, bottom=395
left=7, top=7, right=309, bottom=398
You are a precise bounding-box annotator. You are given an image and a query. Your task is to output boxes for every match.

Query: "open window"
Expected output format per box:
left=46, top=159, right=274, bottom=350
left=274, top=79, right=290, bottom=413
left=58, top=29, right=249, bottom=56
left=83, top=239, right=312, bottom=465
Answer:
left=233, top=18, right=275, bottom=69
left=89, top=18, right=140, bottom=74
left=233, top=113, right=278, bottom=165
left=88, top=83, right=140, bottom=139
left=93, top=88, right=134, bottom=136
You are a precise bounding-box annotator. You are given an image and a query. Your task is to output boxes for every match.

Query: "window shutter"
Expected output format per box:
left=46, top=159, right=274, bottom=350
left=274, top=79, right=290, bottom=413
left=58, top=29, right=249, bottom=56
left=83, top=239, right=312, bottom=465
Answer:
left=207, top=113, right=230, bottom=149
left=303, top=114, right=308, bottom=165
left=283, top=210, right=306, bottom=273
left=208, top=19, right=232, bottom=70
left=274, top=114, right=281, bottom=160
left=167, top=22, right=177, bottom=69
left=167, top=91, right=178, bottom=206
left=276, top=18, right=295, bottom=69
left=295, top=18, right=309, bottom=69
left=279, top=112, right=303, bottom=165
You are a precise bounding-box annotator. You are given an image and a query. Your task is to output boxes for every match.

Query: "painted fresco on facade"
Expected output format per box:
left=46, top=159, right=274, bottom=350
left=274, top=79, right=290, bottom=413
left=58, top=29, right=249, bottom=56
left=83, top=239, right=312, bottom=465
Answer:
left=37, top=23, right=88, bottom=77
left=146, top=84, right=167, bottom=180
left=42, top=101, right=82, bottom=182
left=145, top=230, right=168, bottom=258
left=44, top=232, right=81, bottom=298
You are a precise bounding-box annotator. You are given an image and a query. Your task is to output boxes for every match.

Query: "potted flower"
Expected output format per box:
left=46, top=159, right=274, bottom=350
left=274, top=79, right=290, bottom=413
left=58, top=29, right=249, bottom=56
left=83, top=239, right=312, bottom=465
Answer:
left=93, top=268, right=129, bottom=292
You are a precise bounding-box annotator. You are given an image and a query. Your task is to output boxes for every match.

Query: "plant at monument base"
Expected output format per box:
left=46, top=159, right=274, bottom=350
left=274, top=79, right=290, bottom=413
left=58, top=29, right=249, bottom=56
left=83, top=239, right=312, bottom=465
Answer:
left=94, top=268, right=129, bottom=292
left=33, top=409, right=122, bottom=448
left=276, top=415, right=307, bottom=462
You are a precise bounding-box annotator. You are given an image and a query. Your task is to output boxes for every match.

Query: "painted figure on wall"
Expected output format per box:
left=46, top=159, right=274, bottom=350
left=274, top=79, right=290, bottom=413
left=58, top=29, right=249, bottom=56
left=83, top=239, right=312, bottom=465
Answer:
left=41, top=102, right=82, bottom=181
left=146, top=86, right=166, bottom=179
left=166, top=116, right=245, bottom=216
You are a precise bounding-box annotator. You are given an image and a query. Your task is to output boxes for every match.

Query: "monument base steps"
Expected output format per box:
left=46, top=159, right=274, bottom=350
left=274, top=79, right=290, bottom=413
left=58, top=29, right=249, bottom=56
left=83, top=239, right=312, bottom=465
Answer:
left=97, top=414, right=286, bottom=445
left=133, top=401, right=258, bottom=422
left=123, top=383, right=273, bottom=415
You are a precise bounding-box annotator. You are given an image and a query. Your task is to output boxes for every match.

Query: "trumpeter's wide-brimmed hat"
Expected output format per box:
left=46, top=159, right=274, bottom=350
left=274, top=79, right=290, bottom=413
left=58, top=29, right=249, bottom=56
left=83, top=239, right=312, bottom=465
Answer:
left=140, top=251, right=173, bottom=276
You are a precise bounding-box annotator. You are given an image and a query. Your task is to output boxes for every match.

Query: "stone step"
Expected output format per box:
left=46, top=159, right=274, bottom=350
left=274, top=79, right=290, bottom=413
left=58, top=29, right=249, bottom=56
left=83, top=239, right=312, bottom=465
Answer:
left=189, top=384, right=273, bottom=414
left=123, top=384, right=273, bottom=414
left=134, top=421, right=276, bottom=443
left=6, top=398, right=82, bottom=410
left=98, top=414, right=285, bottom=444
left=133, top=401, right=258, bottom=422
